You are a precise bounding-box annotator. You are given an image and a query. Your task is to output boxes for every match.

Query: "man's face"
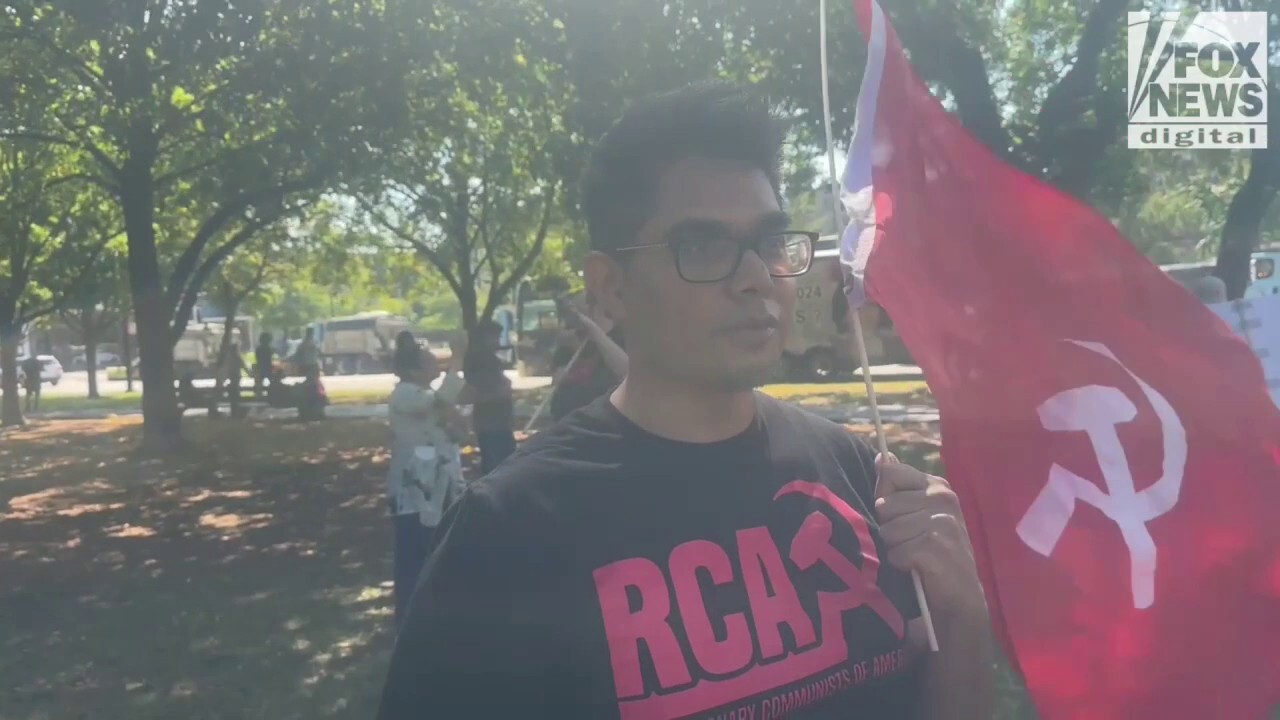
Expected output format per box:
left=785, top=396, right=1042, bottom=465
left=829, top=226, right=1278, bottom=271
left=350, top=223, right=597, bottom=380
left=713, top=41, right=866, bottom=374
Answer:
left=590, top=157, right=796, bottom=391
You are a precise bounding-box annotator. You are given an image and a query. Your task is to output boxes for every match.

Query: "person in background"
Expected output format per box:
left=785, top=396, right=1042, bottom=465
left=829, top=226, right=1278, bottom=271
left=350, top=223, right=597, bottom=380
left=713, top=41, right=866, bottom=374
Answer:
left=548, top=301, right=628, bottom=422
left=386, top=333, right=465, bottom=627
left=292, top=327, right=320, bottom=378
left=224, top=339, right=248, bottom=418
left=254, top=332, right=275, bottom=399
left=1189, top=275, right=1228, bottom=305
left=21, top=355, right=42, bottom=413
left=458, top=320, right=516, bottom=476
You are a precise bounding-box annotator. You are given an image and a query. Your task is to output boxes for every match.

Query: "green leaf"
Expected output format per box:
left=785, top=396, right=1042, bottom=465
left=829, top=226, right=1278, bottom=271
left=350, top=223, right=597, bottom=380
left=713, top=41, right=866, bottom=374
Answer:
left=170, top=86, right=196, bottom=110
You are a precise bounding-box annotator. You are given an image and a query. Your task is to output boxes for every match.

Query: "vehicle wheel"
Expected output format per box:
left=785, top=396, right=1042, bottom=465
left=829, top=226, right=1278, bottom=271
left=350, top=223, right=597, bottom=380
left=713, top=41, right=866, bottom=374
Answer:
left=801, top=348, right=839, bottom=383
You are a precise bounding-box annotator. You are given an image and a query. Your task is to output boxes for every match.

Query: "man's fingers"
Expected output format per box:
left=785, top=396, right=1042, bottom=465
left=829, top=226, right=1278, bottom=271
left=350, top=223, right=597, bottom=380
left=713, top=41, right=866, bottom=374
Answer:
left=877, top=507, right=934, bottom=547
left=876, top=459, right=930, bottom=495
left=874, top=490, right=929, bottom=521
left=884, top=530, right=937, bottom=574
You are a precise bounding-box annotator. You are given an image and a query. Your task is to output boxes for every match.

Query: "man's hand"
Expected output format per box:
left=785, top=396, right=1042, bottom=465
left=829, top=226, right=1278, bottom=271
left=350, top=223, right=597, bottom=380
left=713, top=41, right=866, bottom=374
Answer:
left=874, top=453, right=986, bottom=620
left=874, top=453, right=996, bottom=719
left=571, top=305, right=614, bottom=339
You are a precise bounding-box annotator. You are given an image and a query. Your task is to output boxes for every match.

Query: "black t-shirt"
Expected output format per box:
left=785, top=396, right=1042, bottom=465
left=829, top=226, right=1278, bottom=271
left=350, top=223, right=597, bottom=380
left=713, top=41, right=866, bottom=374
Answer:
left=378, top=394, right=923, bottom=720
left=463, top=346, right=514, bottom=432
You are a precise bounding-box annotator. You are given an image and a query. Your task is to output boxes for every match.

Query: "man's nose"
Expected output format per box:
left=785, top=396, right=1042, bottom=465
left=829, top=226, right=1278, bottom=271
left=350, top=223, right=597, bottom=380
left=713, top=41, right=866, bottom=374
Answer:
left=729, top=247, right=775, bottom=294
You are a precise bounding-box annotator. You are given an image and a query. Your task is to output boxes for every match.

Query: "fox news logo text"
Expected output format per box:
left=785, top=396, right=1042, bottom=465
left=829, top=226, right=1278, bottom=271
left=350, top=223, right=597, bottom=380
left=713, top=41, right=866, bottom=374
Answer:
left=1128, top=11, right=1268, bottom=149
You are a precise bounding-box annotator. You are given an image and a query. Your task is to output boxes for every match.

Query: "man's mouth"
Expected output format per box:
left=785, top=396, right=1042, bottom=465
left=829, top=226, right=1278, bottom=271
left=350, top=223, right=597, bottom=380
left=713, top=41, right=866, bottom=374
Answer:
left=724, top=316, right=780, bottom=333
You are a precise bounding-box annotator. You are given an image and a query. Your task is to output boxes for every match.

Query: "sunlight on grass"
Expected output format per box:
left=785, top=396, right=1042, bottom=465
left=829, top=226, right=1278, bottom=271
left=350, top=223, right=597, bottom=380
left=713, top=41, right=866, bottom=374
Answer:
left=40, top=392, right=144, bottom=413
left=761, top=380, right=929, bottom=401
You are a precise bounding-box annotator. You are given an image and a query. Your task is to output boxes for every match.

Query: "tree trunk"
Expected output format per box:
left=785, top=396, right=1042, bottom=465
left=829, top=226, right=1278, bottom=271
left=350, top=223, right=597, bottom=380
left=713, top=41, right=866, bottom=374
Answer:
left=0, top=325, right=24, bottom=427
left=1216, top=147, right=1279, bottom=300
left=460, top=297, right=479, bottom=333
left=85, top=315, right=100, bottom=400
left=121, top=166, right=182, bottom=450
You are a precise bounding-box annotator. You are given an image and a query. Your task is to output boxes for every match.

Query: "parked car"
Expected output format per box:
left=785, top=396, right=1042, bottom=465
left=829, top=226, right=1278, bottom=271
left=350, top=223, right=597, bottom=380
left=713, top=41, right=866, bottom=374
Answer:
left=69, top=351, right=122, bottom=370
left=13, top=355, right=64, bottom=386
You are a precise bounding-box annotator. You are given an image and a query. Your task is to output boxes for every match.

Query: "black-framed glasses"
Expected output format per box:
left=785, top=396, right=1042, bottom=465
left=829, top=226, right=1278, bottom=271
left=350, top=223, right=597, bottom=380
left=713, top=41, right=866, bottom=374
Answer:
left=612, top=230, right=817, bottom=284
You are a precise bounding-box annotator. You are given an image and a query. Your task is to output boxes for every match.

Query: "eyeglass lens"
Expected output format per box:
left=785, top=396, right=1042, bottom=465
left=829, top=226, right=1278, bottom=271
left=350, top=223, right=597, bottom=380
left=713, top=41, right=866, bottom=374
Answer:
left=675, top=232, right=813, bottom=282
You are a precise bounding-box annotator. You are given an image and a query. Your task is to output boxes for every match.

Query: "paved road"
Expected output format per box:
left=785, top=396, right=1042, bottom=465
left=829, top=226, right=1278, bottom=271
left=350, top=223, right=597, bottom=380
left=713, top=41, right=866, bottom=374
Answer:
left=37, top=370, right=552, bottom=398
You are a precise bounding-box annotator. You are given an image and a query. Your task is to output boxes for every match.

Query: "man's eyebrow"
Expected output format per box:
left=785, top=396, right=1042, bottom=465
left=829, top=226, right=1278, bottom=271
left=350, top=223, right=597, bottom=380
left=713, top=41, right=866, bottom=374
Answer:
left=756, top=211, right=792, bottom=233
left=663, top=212, right=793, bottom=240
left=663, top=218, right=732, bottom=240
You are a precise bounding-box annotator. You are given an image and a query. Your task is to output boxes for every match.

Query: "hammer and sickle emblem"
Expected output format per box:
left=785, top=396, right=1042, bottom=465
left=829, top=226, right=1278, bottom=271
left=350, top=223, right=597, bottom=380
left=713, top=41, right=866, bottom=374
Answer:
left=1016, top=341, right=1187, bottom=610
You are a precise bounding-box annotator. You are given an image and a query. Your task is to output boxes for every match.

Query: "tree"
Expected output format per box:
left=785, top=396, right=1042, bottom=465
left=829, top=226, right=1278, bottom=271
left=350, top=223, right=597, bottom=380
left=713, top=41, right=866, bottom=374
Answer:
left=0, top=136, right=113, bottom=425
left=60, top=235, right=128, bottom=400
left=207, top=242, right=275, bottom=408
left=4, top=0, right=419, bottom=448
left=359, top=1, right=573, bottom=331
left=1214, top=1, right=1279, bottom=298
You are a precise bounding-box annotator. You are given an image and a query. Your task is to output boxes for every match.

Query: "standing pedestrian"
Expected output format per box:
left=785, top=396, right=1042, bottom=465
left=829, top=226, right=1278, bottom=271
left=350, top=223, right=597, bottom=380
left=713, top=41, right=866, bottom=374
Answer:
left=459, top=320, right=516, bottom=476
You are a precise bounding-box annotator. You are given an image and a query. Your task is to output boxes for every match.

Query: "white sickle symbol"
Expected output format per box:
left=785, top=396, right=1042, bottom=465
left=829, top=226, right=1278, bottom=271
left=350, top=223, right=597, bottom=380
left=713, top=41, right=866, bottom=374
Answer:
left=1016, top=341, right=1187, bottom=609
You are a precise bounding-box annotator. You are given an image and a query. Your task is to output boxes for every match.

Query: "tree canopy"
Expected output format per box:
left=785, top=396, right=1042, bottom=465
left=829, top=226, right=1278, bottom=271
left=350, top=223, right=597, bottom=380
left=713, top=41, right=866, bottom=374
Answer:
left=3, top=0, right=1274, bottom=440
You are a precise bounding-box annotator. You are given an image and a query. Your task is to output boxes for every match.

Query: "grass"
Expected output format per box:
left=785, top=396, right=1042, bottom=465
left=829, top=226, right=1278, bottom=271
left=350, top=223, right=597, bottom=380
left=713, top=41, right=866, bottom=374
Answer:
left=31, top=392, right=144, bottom=414
left=0, top=417, right=396, bottom=719
left=761, top=379, right=931, bottom=406
left=17, top=378, right=935, bottom=418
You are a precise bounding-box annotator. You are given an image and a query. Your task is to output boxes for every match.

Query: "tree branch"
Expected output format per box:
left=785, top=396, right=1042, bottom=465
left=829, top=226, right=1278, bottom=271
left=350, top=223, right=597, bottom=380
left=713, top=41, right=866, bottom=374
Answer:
left=359, top=196, right=467, bottom=300
left=15, top=228, right=114, bottom=326
left=169, top=214, right=280, bottom=344
left=484, top=184, right=557, bottom=320
left=890, top=2, right=1014, bottom=159
left=1, top=23, right=111, bottom=97
left=165, top=167, right=329, bottom=309
left=1031, top=0, right=1130, bottom=189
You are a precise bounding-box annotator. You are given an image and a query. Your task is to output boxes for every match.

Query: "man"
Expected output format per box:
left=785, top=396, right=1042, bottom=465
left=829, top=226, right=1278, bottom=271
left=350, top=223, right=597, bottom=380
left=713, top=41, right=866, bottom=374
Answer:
left=548, top=301, right=628, bottom=422
left=20, top=355, right=42, bottom=413
left=254, top=332, right=275, bottom=399
left=459, top=320, right=516, bottom=475
left=379, top=83, right=993, bottom=719
left=292, top=327, right=320, bottom=378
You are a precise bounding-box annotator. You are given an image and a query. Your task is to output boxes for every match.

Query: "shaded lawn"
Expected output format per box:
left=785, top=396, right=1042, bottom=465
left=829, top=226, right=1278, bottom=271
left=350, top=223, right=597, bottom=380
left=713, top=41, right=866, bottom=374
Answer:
left=0, top=417, right=396, bottom=720
left=0, top=414, right=1049, bottom=720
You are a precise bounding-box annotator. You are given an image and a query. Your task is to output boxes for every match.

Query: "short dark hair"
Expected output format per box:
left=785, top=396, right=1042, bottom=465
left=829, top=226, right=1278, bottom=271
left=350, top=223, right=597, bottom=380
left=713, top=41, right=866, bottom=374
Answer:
left=582, top=82, right=786, bottom=252
left=393, top=331, right=421, bottom=379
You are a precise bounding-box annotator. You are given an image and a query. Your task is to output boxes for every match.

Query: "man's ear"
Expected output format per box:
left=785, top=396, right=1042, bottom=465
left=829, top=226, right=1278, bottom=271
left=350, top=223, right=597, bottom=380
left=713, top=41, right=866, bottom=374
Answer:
left=583, top=251, right=626, bottom=325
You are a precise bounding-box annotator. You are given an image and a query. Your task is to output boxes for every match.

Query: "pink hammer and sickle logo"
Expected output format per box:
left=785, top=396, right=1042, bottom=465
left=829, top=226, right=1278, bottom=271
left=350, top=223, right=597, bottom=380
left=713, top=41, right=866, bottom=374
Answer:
left=776, top=480, right=905, bottom=638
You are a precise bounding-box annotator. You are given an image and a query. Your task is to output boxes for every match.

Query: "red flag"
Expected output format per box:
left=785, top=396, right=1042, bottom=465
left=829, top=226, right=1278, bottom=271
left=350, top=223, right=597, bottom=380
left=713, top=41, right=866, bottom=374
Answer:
left=840, top=2, right=1280, bottom=718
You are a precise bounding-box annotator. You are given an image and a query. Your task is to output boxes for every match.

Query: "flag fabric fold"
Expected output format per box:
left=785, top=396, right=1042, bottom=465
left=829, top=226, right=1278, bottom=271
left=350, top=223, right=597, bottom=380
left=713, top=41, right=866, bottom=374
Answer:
left=840, top=1, right=1280, bottom=718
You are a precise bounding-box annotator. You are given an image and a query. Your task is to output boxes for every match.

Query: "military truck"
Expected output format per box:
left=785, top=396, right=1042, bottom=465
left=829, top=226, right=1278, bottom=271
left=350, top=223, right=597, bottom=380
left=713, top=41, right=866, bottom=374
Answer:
left=315, top=311, right=412, bottom=375
left=782, top=237, right=907, bottom=382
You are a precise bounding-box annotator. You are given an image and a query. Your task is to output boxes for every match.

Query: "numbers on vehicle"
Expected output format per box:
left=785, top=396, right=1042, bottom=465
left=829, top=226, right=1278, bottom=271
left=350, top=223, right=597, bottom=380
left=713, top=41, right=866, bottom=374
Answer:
left=796, top=286, right=824, bottom=299
left=793, top=307, right=824, bottom=324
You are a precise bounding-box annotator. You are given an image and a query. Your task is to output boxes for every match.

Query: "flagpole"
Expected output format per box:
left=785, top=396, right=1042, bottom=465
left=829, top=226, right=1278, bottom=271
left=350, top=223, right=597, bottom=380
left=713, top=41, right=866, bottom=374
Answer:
left=523, top=341, right=586, bottom=433
left=819, top=0, right=938, bottom=652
